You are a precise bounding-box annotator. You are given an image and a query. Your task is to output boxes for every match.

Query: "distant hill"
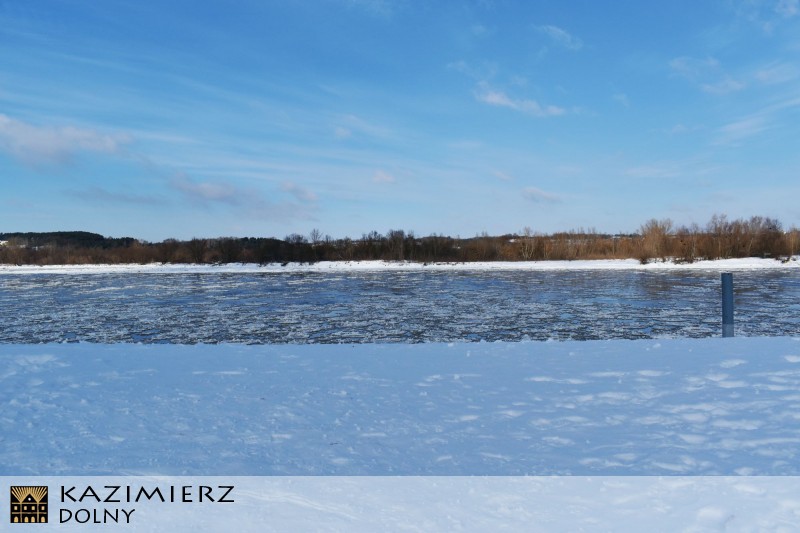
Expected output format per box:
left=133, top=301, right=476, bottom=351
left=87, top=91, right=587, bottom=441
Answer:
left=0, top=231, right=135, bottom=249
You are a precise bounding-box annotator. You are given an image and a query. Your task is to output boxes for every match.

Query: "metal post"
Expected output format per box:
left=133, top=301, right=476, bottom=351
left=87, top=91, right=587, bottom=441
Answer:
left=721, top=272, right=734, bottom=337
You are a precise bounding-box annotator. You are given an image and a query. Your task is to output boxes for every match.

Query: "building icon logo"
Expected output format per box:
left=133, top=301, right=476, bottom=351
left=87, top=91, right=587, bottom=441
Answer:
left=10, top=486, right=48, bottom=524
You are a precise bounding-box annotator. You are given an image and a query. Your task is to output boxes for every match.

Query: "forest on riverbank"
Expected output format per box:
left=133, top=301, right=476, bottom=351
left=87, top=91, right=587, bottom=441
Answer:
left=1, top=214, right=797, bottom=266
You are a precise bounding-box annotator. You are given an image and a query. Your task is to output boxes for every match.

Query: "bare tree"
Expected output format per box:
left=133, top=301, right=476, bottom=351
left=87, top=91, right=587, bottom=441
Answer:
left=215, top=238, right=242, bottom=263
left=787, top=227, right=799, bottom=258
left=675, top=223, right=700, bottom=263
left=519, top=227, right=536, bottom=260
left=157, top=238, right=180, bottom=263
left=639, top=218, right=673, bottom=262
left=187, top=238, right=208, bottom=264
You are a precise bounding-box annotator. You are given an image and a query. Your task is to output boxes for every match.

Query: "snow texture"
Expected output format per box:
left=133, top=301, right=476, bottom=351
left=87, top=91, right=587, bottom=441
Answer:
left=4, top=338, right=800, bottom=476
left=1, top=257, right=798, bottom=275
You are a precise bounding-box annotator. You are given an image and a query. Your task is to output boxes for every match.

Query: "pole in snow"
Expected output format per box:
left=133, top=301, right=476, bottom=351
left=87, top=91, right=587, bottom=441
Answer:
left=721, top=272, right=734, bottom=338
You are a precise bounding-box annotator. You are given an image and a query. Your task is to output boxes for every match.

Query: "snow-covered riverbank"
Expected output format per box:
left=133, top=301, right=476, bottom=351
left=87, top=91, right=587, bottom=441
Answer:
left=7, top=338, right=800, bottom=530
left=4, top=337, right=800, bottom=476
left=1, top=256, right=798, bottom=274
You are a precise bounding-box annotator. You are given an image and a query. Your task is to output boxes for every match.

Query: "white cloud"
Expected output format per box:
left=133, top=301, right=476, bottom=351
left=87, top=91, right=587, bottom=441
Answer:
left=624, top=158, right=721, bottom=180
left=170, top=174, right=318, bottom=222
left=755, top=61, right=799, bottom=84
left=492, top=170, right=514, bottom=181
left=701, top=77, right=746, bottom=94
left=734, top=0, right=799, bottom=32
left=66, top=186, right=166, bottom=206
left=0, top=114, right=130, bottom=166
left=446, top=60, right=497, bottom=81
left=170, top=174, right=240, bottom=204
left=625, top=164, right=683, bottom=179
left=776, top=0, right=799, bottom=17
left=334, top=127, right=352, bottom=139
left=535, top=25, right=583, bottom=50
left=715, top=116, right=770, bottom=145
left=373, top=170, right=396, bottom=183
left=336, top=114, right=392, bottom=139
left=669, top=56, right=745, bottom=94
left=447, top=140, right=484, bottom=150
left=669, top=56, right=719, bottom=80
left=521, top=186, right=560, bottom=203
left=668, top=124, right=704, bottom=135
left=281, top=181, right=318, bottom=203
left=613, top=93, right=630, bottom=107
left=450, top=62, right=554, bottom=120
left=476, top=85, right=565, bottom=117
left=712, top=96, right=800, bottom=145
left=471, top=24, right=489, bottom=36
left=510, top=75, right=528, bottom=87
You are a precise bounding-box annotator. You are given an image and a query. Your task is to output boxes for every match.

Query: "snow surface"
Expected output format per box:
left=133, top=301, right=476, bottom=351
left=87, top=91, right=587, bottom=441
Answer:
left=4, top=337, right=800, bottom=476
left=1, top=256, right=798, bottom=275
left=6, top=338, right=800, bottom=529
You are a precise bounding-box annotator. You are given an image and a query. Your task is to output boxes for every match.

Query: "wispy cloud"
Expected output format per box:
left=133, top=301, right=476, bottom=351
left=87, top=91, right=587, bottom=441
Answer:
left=334, top=127, right=352, bottom=139
left=715, top=116, right=770, bottom=145
left=668, top=123, right=704, bottom=135
left=471, top=24, right=490, bottom=37
left=169, top=174, right=319, bottom=223
left=492, top=170, right=514, bottom=181
left=625, top=163, right=685, bottom=180
left=732, top=0, right=798, bottom=32
left=669, top=56, right=719, bottom=79
left=521, top=186, right=561, bottom=203
left=754, top=61, right=800, bottom=84
left=170, top=174, right=241, bottom=205
left=701, top=77, right=746, bottom=94
left=713, top=96, right=800, bottom=145
left=65, top=186, right=166, bottom=206
left=450, top=63, right=567, bottom=119
left=776, top=0, right=799, bottom=18
left=624, top=158, right=721, bottom=179
left=334, top=114, right=392, bottom=140
left=373, top=170, right=396, bottom=183
left=613, top=93, right=630, bottom=107
left=475, top=84, right=565, bottom=117
left=535, top=25, right=583, bottom=50
left=281, top=181, right=318, bottom=202
left=669, top=57, right=745, bottom=94
left=0, top=114, right=130, bottom=166
left=446, top=60, right=498, bottom=81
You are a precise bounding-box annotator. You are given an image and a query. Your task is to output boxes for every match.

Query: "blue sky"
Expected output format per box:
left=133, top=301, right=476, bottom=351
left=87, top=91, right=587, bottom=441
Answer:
left=2, top=1, right=799, bottom=241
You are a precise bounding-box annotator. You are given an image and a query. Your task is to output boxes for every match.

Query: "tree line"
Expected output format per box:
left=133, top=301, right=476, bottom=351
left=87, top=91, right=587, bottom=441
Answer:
left=1, top=214, right=798, bottom=266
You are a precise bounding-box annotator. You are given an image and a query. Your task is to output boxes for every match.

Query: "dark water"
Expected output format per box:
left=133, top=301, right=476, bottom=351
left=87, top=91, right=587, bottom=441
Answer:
left=0, top=270, right=798, bottom=343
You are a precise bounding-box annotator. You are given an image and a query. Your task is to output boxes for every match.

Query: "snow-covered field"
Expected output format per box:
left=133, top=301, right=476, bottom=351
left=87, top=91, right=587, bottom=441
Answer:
left=1, top=256, right=798, bottom=275
left=4, top=337, right=800, bottom=530
left=5, top=338, right=800, bottom=476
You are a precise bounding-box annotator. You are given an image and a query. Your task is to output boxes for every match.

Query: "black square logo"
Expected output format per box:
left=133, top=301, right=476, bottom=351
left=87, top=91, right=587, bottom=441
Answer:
left=10, top=486, right=48, bottom=524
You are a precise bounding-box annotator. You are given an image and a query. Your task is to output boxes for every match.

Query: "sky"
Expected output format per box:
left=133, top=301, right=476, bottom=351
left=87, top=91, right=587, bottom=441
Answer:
left=1, top=0, right=799, bottom=242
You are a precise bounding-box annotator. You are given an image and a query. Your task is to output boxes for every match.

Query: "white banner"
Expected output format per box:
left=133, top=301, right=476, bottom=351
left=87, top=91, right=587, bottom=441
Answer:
left=3, top=476, right=800, bottom=532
